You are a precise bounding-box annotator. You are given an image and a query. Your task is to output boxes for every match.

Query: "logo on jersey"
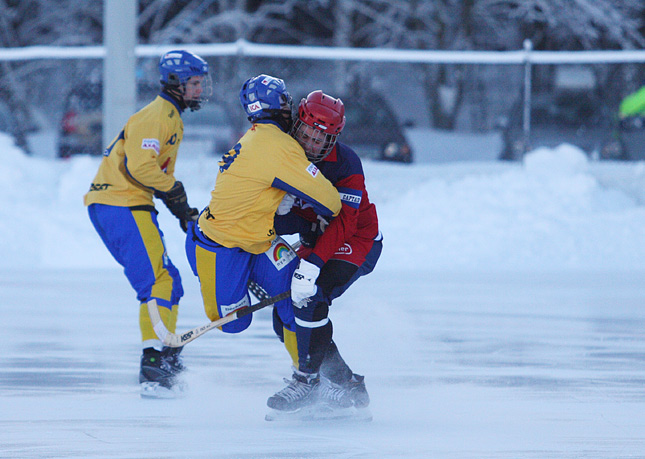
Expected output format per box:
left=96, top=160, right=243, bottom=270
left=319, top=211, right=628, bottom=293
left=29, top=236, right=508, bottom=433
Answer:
left=220, top=296, right=250, bottom=318
left=335, top=243, right=353, bottom=255
left=141, top=138, right=160, bottom=154
left=248, top=101, right=262, bottom=113
left=273, top=242, right=290, bottom=262
left=306, top=163, right=319, bottom=178
left=166, top=133, right=177, bottom=145
left=89, top=183, right=111, bottom=191
left=265, top=238, right=296, bottom=270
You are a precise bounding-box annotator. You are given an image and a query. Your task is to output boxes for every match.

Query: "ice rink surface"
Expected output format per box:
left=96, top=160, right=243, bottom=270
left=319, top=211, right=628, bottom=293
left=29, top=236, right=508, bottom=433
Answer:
left=2, top=137, right=645, bottom=457
left=2, top=267, right=645, bottom=458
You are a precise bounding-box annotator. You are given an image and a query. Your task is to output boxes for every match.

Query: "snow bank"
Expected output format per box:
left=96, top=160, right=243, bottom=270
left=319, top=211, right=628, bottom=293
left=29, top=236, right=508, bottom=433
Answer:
left=2, top=136, right=645, bottom=271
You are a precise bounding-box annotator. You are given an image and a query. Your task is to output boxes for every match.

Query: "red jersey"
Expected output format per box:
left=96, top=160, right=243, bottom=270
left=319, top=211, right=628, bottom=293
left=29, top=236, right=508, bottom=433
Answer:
left=275, top=141, right=380, bottom=267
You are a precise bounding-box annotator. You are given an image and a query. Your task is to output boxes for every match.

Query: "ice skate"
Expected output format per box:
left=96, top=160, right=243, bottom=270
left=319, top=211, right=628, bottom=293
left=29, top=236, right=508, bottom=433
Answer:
left=161, top=345, right=186, bottom=376
left=265, top=371, right=372, bottom=422
left=318, top=377, right=353, bottom=409
left=345, top=373, right=370, bottom=408
left=310, top=376, right=372, bottom=422
left=139, top=349, right=184, bottom=399
left=265, top=371, right=320, bottom=420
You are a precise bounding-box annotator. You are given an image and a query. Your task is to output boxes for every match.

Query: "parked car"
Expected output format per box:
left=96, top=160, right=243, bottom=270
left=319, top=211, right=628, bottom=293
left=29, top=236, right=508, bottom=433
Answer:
left=0, top=100, right=18, bottom=138
left=610, top=115, right=645, bottom=161
left=58, top=82, right=104, bottom=157
left=59, top=82, right=159, bottom=158
left=499, top=90, right=628, bottom=161
left=58, top=81, right=233, bottom=158
left=335, top=90, right=413, bottom=163
left=0, top=99, right=48, bottom=153
left=181, top=102, right=235, bottom=157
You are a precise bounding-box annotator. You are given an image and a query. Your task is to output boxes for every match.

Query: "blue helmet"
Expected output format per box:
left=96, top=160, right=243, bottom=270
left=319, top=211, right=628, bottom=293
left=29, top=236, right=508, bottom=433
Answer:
left=239, top=74, right=293, bottom=131
left=159, top=50, right=208, bottom=85
left=159, top=50, right=211, bottom=111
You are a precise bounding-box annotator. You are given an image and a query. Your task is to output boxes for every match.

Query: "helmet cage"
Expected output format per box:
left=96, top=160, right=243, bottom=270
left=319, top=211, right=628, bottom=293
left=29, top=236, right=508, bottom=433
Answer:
left=182, top=74, right=212, bottom=111
left=291, top=118, right=339, bottom=163
left=291, top=90, right=345, bottom=162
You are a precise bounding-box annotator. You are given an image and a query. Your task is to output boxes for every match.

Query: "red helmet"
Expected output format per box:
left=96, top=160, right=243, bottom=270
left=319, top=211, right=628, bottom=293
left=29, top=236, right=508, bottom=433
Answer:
left=291, top=90, right=346, bottom=162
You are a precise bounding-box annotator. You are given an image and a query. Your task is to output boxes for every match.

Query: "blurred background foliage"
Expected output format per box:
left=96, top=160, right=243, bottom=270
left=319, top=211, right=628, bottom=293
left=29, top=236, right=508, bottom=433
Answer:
left=1, top=0, right=644, bottom=160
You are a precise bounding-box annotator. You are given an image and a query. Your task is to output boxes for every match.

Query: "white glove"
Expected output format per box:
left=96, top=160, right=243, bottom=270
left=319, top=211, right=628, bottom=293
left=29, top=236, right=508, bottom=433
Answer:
left=316, top=215, right=329, bottom=233
left=291, top=259, right=320, bottom=308
left=276, top=193, right=296, bottom=215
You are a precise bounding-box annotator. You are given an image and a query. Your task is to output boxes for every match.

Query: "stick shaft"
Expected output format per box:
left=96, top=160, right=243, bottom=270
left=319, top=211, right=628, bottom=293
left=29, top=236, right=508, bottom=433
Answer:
left=148, top=290, right=290, bottom=348
left=149, top=240, right=300, bottom=347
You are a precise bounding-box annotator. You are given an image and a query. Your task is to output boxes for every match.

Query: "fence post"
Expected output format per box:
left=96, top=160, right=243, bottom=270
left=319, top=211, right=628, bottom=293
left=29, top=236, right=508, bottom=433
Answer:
left=103, top=0, right=136, bottom=151
left=522, top=39, right=533, bottom=159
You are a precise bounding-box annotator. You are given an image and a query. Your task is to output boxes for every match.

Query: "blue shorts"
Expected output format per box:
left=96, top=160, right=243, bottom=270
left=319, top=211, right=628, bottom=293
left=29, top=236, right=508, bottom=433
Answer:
left=87, top=204, right=183, bottom=310
left=185, top=221, right=298, bottom=333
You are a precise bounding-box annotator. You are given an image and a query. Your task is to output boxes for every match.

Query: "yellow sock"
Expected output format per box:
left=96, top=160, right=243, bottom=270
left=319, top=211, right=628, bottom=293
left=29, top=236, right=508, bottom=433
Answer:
left=140, top=302, right=178, bottom=345
left=283, top=327, right=299, bottom=368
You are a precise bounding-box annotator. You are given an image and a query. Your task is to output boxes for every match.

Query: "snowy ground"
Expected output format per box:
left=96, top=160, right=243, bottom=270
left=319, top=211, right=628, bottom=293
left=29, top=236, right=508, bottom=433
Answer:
left=2, top=134, right=645, bottom=458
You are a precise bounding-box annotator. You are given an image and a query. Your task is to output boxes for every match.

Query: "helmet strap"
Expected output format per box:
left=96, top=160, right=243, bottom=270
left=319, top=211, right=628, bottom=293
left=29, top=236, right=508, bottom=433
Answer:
left=186, top=98, right=202, bottom=112
left=276, top=109, right=293, bottom=132
left=161, top=84, right=188, bottom=111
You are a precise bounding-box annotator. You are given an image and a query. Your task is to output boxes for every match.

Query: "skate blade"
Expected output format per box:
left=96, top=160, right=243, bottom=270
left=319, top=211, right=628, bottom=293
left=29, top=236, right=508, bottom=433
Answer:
left=265, top=405, right=372, bottom=422
left=315, top=405, right=373, bottom=422
left=139, top=381, right=186, bottom=399
left=265, top=405, right=317, bottom=422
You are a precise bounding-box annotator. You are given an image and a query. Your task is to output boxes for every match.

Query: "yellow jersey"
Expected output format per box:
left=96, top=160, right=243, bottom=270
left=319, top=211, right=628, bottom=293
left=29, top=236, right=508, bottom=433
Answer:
left=199, top=123, right=341, bottom=254
left=84, top=93, right=183, bottom=208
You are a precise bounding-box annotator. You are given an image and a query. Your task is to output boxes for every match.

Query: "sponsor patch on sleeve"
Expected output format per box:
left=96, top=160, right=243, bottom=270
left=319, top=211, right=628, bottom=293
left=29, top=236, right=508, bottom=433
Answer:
left=141, top=138, right=160, bottom=154
left=338, top=187, right=362, bottom=209
left=306, top=163, right=319, bottom=178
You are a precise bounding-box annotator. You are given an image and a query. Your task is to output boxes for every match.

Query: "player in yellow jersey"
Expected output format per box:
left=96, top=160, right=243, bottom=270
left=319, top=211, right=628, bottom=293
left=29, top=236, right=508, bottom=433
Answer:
left=184, top=74, right=341, bottom=409
left=84, top=50, right=211, bottom=398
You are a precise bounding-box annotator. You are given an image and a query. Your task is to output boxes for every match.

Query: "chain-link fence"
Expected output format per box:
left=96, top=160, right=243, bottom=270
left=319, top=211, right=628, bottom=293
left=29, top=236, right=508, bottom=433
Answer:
left=2, top=47, right=645, bottom=162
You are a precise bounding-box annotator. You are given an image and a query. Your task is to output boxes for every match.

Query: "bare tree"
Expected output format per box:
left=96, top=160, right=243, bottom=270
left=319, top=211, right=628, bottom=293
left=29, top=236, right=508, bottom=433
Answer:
left=327, top=0, right=645, bottom=129
left=0, top=0, right=102, bottom=151
left=1, top=0, right=644, bottom=136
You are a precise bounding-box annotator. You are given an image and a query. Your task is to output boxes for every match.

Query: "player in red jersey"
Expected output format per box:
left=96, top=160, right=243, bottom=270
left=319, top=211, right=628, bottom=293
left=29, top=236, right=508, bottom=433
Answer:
left=270, top=90, right=382, bottom=416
